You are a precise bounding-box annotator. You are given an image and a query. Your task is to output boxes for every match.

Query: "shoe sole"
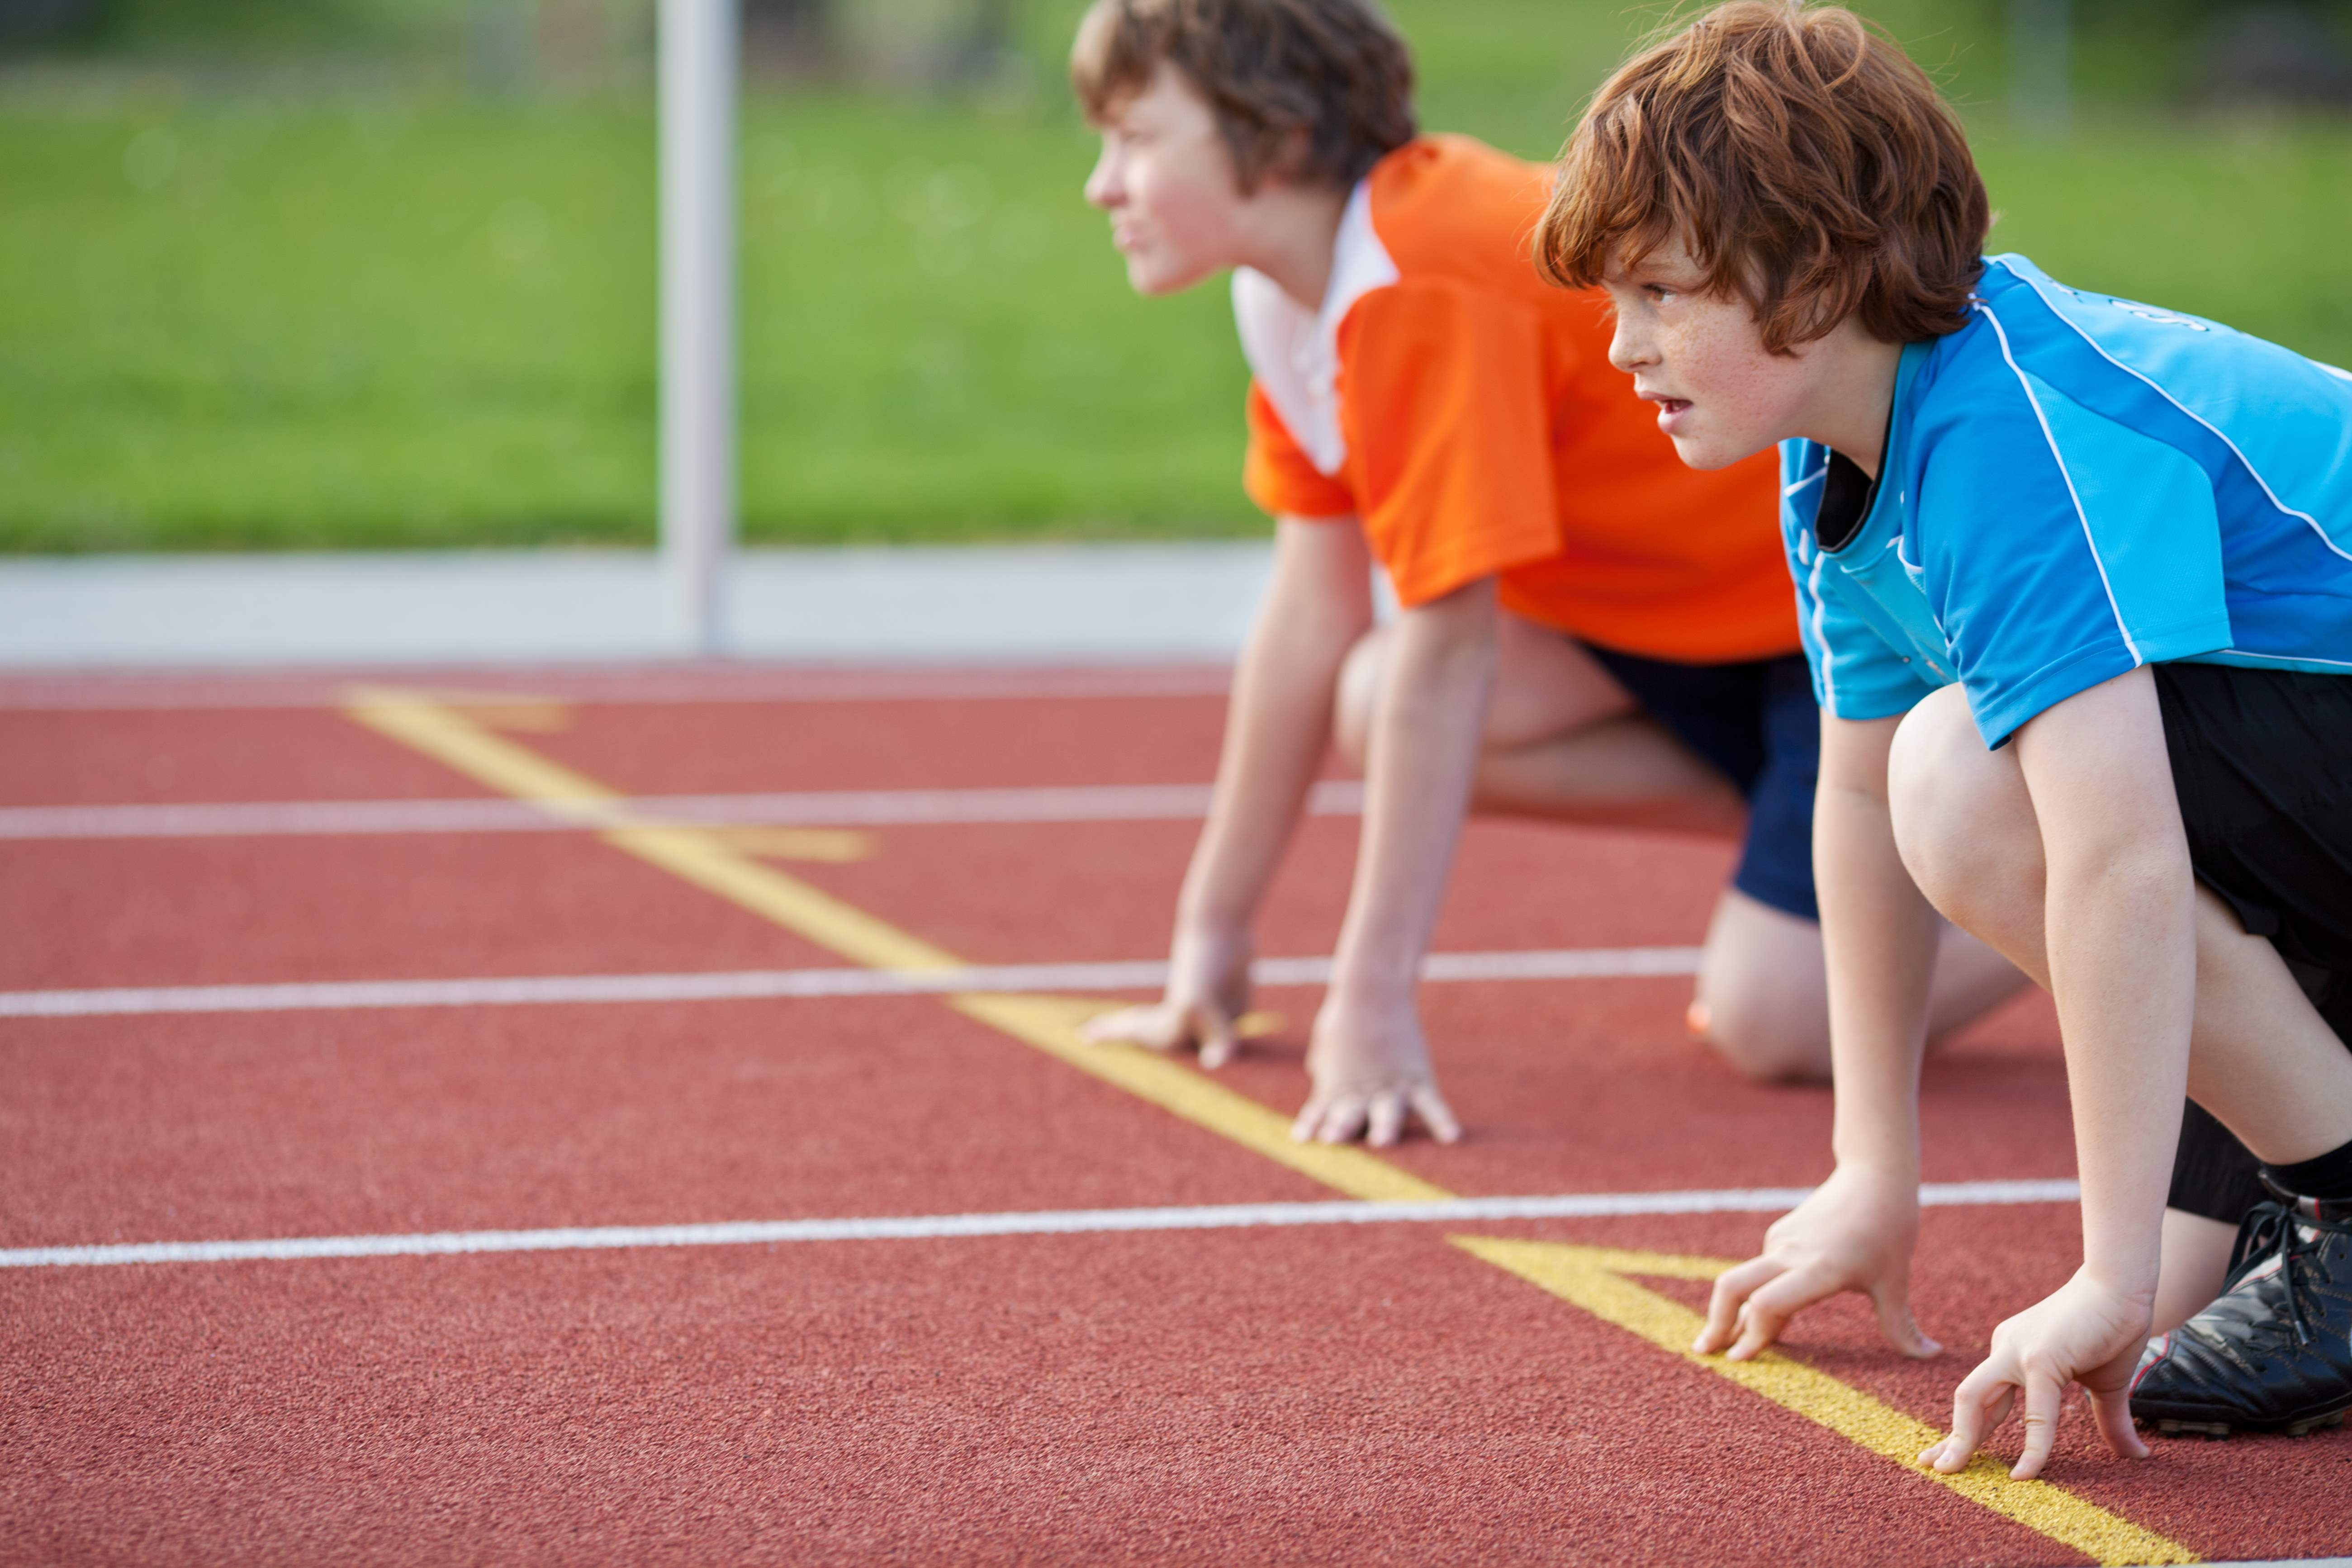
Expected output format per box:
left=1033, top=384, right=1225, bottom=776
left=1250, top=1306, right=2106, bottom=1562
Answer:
left=2144, top=1408, right=2348, bottom=1440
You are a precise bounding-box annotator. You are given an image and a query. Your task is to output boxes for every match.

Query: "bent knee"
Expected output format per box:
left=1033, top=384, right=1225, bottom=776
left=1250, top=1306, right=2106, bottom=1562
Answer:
left=1693, top=991, right=1831, bottom=1084
left=1887, top=686, right=2028, bottom=909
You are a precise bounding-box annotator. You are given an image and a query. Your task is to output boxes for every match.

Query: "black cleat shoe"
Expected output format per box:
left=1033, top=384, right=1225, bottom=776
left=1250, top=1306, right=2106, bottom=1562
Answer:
left=2131, top=1186, right=2352, bottom=1438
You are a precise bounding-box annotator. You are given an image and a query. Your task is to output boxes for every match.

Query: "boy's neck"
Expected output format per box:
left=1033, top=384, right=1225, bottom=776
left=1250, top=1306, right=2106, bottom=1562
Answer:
left=1237, top=181, right=1352, bottom=313
left=1805, top=328, right=1906, bottom=481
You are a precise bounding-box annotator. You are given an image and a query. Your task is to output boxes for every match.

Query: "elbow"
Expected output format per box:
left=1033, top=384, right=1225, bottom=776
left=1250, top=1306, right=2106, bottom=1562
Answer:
left=2044, top=837, right=2194, bottom=921
left=1395, top=583, right=1500, bottom=668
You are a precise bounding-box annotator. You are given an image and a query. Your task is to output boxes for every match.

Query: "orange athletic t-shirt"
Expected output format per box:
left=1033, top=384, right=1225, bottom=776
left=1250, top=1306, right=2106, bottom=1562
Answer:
left=1236, top=134, right=1792, bottom=664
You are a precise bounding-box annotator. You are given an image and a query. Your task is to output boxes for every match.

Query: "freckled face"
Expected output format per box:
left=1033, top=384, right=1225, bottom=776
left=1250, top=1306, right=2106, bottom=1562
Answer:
left=1083, top=64, right=1250, bottom=297
left=1601, top=242, right=1824, bottom=471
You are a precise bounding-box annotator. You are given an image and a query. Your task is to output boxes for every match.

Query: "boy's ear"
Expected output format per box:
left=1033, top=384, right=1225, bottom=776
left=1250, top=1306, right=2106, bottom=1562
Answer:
left=1246, top=123, right=1319, bottom=197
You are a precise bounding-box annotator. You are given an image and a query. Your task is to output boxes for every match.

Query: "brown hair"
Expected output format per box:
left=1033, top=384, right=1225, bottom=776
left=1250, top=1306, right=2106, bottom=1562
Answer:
left=1536, top=2, right=1988, bottom=350
left=1071, top=0, right=1417, bottom=192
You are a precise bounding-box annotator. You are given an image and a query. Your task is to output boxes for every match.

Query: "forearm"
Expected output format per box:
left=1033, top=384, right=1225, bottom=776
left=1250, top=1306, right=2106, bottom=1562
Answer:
left=1177, top=522, right=1373, bottom=936
left=2009, top=668, right=2198, bottom=1305
left=1327, top=582, right=1499, bottom=1004
left=1816, top=717, right=1943, bottom=1179
left=2043, top=846, right=2195, bottom=1301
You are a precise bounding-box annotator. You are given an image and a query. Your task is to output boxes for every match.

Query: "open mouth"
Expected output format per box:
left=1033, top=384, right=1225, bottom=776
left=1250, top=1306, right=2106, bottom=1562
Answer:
left=1647, top=395, right=1693, bottom=432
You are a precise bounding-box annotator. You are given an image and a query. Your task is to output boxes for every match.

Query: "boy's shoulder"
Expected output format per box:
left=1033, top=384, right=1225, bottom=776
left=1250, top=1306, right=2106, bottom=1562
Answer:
left=1360, top=134, right=1563, bottom=301
left=1949, top=254, right=2352, bottom=432
left=1908, top=253, right=2352, bottom=521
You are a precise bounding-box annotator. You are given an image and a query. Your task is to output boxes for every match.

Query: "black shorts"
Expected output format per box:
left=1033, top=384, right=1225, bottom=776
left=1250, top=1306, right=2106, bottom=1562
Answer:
left=2157, top=662, right=2352, bottom=1223
left=1583, top=644, right=1821, bottom=922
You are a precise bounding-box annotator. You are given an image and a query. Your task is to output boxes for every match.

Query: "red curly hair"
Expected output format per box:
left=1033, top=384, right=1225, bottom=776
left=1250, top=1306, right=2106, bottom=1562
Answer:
left=1537, top=2, right=1989, bottom=351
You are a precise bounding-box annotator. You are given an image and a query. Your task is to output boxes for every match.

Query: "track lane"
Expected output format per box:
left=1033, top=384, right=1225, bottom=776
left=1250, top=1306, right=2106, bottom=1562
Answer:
left=0, top=707, right=508, bottom=808
left=765, top=815, right=1735, bottom=966
left=0, top=834, right=853, bottom=990
left=1, top=1223, right=2082, bottom=1568
left=0, top=979, right=2067, bottom=1262
left=0, top=997, right=1347, bottom=1251
left=517, top=694, right=1236, bottom=796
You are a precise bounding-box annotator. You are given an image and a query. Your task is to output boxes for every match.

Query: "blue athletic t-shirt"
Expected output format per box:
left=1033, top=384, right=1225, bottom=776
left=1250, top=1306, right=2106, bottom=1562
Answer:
left=1783, top=253, right=2352, bottom=746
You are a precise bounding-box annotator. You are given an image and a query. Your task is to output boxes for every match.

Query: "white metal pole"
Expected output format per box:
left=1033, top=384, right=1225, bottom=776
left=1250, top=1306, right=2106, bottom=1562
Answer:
left=659, top=0, right=738, bottom=656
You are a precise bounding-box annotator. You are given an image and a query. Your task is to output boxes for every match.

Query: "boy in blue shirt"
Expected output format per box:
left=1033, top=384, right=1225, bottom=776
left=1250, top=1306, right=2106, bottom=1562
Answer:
left=1536, top=1, right=2352, bottom=1478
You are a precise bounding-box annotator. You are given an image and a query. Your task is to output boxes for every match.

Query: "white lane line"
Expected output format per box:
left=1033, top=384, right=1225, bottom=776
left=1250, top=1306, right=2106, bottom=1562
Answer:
left=0, top=780, right=1365, bottom=841
left=0, top=1181, right=2081, bottom=1269
left=0, top=947, right=1706, bottom=1019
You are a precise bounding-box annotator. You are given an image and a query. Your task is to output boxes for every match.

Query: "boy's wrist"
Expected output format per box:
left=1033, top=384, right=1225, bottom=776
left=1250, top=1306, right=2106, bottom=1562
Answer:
left=2077, top=1217, right=2166, bottom=1308
left=1173, top=896, right=1251, bottom=943
left=1825, top=1146, right=1921, bottom=1189
left=1324, top=948, right=1418, bottom=1010
left=2078, top=1260, right=2161, bottom=1311
left=1829, top=1081, right=1925, bottom=1184
left=1171, top=917, right=1250, bottom=966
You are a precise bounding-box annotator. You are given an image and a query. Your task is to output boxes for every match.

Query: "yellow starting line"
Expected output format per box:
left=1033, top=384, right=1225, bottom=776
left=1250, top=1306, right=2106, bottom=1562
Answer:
left=342, top=687, right=2196, bottom=1568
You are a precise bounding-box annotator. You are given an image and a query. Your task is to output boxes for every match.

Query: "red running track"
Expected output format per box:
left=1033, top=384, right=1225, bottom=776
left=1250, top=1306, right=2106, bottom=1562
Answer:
left=3, top=669, right=2345, bottom=1565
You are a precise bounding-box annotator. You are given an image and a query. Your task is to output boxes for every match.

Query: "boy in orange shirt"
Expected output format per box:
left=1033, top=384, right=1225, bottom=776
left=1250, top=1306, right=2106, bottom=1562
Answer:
left=1075, top=0, right=2020, bottom=1145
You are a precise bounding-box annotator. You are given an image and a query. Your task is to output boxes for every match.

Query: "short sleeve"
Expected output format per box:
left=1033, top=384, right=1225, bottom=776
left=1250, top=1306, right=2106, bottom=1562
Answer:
left=1243, top=383, right=1355, bottom=520
left=1336, top=281, right=1561, bottom=606
left=1918, top=354, right=2232, bottom=746
left=1782, top=445, right=1942, bottom=721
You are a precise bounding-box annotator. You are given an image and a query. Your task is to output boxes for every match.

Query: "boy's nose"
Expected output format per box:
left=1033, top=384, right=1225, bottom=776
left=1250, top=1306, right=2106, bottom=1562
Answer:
left=1608, top=320, right=1655, bottom=374
left=1084, top=151, right=1123, bottom=210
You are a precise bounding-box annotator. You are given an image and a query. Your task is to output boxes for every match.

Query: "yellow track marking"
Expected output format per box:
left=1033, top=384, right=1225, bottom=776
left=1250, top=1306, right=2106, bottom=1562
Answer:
left=709, top=826, right=877, bottom=862
left=1455, top=1238, right=2200, bottom=1567
left=348, top=689, right=957, bottom=971
left=342, top=687, right=2196, bottom=1563
left=348, top=688, right=622, bottom=821
left=460, top=702, right=574, bottom=733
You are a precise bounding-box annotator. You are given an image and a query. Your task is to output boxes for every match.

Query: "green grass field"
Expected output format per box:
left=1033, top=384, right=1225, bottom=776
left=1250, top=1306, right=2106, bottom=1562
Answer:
left=4, top=0, right=2349, bottom=551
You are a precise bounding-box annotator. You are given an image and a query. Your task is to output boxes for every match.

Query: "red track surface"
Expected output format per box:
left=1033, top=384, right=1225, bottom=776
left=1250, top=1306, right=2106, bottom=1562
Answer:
left=5, top=670, right=2346, bottom=1565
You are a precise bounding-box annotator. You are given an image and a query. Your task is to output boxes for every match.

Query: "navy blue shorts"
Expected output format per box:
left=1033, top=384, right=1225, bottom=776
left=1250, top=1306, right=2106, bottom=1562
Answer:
left=1583, top=643, right=1822, bottom=922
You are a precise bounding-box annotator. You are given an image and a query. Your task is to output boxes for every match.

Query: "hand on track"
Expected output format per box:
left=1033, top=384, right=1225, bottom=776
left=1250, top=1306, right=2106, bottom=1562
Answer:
left=1081, top=928, right=1252, bottom=1069
left=1919, top=1271, right=2153, bottom=1480
left=1291, top=993, right=1461, bottom=1147
left=1696, top=1163, right=1938, bottom=1362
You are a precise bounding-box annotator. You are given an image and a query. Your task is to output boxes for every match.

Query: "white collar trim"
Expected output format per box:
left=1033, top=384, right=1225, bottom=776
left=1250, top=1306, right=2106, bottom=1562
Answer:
left=1230, top=178, right=1399, bottom=476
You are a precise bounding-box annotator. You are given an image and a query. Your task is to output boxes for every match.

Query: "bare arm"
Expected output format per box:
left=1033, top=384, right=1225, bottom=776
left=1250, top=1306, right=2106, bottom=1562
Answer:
left=1294, top=577, right=1499, bottom=1145
left=1697, top=711, right=1945, bottom=1359
left=1819, top=711, right=1944, bottom=1185
left=1085, top=518, right=1374, bottom=1065
left=1927, top=666, right=2184, bottom=1478
left=2013, top=666, right=2192, bottom=1308
left=1328, top=577, right=1499, bottom=999
left=1180, top=518, right=1377, bottom=954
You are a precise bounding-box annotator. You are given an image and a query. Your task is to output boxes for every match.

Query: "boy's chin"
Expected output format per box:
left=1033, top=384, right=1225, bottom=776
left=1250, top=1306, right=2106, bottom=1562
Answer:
left=1666, top=430, right=1764, bottom=472
left=1126, top=256, right=1213, bottom=298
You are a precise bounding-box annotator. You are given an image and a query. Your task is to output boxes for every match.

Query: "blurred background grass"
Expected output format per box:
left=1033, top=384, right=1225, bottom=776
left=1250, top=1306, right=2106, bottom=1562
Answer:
left=3, top=0, right=2348, bottom=552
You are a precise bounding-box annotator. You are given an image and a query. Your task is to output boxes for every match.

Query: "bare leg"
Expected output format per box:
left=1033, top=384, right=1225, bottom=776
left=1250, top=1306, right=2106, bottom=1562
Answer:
left=1338, top=615, right=2028, bottom=1077
left=2152, top=1209, right=2238, bottom=1334
left=1337, top=614, right=1746, bottom=834
left=1692, top=890, right=2029, bottom=1081
left=1887, top=682, right=2352, bottom=1317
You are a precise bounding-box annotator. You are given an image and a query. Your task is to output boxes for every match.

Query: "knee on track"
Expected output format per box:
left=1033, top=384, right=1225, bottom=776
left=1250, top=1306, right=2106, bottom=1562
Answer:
left=1689, top=992, right=1831, bottom=1085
